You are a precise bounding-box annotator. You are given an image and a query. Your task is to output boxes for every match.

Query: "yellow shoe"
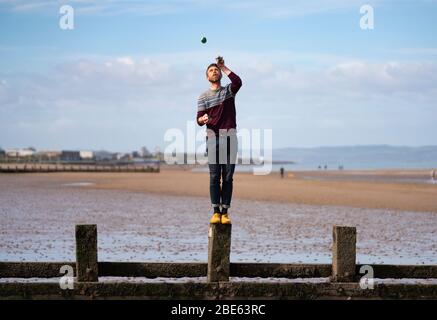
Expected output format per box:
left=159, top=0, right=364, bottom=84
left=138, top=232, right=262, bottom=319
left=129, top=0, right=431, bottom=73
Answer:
left=210, top=213, right=221, bottom=224
left=221, top=214, right=231, bottom=224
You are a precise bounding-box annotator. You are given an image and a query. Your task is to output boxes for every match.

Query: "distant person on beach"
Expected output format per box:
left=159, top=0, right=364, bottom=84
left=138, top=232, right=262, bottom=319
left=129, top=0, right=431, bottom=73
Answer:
left=432, top=169, right=436, bottom=181
left=280, top=167, right=285, bottom=178
left=196, top=56, right=242, bottom=225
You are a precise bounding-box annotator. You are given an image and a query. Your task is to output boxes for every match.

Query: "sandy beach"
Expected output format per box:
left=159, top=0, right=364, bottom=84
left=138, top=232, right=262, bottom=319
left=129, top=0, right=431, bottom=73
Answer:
left=4, top=166, right=436, bottom=213
left=1, top=172, right=436, bottom=265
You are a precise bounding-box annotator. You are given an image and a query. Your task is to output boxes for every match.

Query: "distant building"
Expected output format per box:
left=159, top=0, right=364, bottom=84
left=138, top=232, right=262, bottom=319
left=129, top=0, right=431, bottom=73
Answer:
left=61, top=150, right=81, bottom=162
left=0, top=148, right=5, bottom=157
left=116, top=153, right=130, bottom=161
left=6, top=148, right=36, bottom=157
left=6, top=149, right=19, bottom=157
left=19, top=149, right=35, bottom=157
left=94, top=150, right=116, bottom=161
left=36, top=150, right=62, bottom=161
left=79, top=151, right=94, bottom=160
left=132, top=151, right=140, bottom=158
left=140, top=146, right=152, bottom=158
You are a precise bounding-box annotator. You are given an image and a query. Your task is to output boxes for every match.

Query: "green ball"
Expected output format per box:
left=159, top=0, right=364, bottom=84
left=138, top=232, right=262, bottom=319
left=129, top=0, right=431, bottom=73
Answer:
left=201, top=37, right=207, bottom=44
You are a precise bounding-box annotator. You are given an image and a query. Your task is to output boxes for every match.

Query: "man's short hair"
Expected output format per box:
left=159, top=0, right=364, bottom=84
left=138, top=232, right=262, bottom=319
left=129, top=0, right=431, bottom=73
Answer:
left=206, top=63, right=220, bottom=76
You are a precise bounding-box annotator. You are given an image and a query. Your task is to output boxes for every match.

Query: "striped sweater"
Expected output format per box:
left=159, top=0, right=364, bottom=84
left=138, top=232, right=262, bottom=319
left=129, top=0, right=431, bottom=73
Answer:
left=196, top=72, right=242, bottom=135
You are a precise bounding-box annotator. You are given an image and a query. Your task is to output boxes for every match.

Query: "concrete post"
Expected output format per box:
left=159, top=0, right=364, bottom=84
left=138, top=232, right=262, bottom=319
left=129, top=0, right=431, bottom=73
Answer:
left=207, top=224, right=231, bottom=282
left=332, top=225, right=356, bottom=282
left=75, top=224, right=98, bottom=282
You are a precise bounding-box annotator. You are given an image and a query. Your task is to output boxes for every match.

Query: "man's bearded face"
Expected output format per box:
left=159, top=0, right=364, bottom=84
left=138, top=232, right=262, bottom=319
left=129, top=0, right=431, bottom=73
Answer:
left=207, top=66, right=222, bottom=83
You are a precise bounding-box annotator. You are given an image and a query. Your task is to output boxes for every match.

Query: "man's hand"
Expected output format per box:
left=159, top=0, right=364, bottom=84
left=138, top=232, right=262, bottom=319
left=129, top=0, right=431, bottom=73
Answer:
left=216, top=56, right=231, bottom=76
left=198, top=114, right=210, bottom=125
left=216, top=56, right=225, bottom=68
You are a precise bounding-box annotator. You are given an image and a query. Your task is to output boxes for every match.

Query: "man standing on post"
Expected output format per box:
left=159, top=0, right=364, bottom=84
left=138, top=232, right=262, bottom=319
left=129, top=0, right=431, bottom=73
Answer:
left=197, top=56, right=242, bottom=224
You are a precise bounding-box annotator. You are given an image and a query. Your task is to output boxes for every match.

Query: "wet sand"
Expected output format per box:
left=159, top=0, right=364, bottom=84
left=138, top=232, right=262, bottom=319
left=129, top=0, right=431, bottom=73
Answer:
left=4, top=167, right=437, bottom=213
left=0, top=173, right=436, bottom=265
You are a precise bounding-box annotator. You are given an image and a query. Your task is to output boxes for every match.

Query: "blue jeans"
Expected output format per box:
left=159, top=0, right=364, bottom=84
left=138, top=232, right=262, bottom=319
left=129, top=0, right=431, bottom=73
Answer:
left=207, top=134, right=238, bottom=209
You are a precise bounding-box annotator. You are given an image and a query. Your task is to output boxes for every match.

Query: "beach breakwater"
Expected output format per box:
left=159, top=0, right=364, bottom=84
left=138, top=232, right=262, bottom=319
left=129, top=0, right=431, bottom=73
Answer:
left=1, top=224, right=436, bottom=300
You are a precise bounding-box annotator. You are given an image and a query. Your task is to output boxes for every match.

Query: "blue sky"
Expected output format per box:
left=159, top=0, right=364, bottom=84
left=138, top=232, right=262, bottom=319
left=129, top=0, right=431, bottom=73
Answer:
left=1, top=0, right=437, bottom=152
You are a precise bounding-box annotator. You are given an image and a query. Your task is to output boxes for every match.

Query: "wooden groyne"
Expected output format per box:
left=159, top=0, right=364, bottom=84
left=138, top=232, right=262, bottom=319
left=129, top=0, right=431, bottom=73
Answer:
left=0, top=224, right=436, bottom=300
left=0, top=163, right=159, bottom=173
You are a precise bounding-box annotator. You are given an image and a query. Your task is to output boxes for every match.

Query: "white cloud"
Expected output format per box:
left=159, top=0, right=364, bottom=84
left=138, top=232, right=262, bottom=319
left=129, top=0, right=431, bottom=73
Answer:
left=326, top=60, right=437, bottom=95
left=116, top=57, right=135, bottom=66
left=395, top=48, right=437, bottom=56
left=3, top=52, right=437, bottom=109
left=1, top=51, right=436, bottom=149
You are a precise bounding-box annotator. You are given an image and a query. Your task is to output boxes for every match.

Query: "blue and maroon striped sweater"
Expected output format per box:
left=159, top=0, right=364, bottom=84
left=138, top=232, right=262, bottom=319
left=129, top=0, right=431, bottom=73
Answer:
left=196, top=72, right=242, bottom=135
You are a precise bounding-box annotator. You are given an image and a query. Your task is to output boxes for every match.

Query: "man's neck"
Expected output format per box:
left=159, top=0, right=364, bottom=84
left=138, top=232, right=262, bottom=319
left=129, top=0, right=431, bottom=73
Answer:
left=209, top=82, right=221, bottom=91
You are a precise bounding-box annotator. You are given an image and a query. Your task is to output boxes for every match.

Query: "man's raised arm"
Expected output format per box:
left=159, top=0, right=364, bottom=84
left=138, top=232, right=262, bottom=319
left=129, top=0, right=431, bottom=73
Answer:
left=217, top=58, right=242, bottom=95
